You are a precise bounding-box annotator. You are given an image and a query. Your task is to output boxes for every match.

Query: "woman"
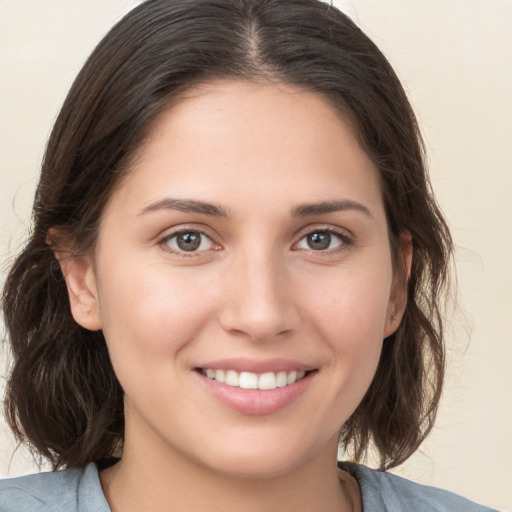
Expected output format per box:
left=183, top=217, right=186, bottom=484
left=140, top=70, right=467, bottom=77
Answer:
left=0, top=0, right=497, bottom=510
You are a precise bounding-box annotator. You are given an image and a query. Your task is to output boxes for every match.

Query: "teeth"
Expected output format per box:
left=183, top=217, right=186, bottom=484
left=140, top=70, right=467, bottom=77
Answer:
left=239, top=372, right=258, bottom=389
left=202, top=369, right=308, bottom=390
left=258, top=372, right=276, bottom=390
left=225, top=370, right=239, bottom=387
left=276, top=371, right=288, bottom=387
left=287, top=370, right=297, bottom=385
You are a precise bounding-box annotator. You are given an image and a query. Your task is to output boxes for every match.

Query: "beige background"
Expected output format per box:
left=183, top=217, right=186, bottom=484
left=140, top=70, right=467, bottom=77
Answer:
left=0, top=1, right=510, bottom=510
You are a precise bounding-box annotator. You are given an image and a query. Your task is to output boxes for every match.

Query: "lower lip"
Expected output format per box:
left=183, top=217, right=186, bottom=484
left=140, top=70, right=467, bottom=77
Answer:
left=196, top=371, right=316, bottom=416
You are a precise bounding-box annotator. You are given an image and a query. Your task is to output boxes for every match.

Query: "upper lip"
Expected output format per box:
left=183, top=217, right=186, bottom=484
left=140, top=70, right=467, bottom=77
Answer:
left=195, top=357, right=316, bottom=374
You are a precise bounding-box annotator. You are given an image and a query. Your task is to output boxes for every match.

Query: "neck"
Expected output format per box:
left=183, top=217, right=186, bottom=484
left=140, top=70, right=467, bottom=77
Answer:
left=100, top=434, right=360, bottom=512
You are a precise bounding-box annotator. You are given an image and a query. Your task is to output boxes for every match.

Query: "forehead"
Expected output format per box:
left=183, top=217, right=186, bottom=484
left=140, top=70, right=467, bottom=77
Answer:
left=104, top=79, right=383, bottom=221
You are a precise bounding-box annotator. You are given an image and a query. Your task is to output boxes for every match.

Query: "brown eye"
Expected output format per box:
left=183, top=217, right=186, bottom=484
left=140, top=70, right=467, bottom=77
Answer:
left=306, top=232, right=331, bottom=250
left=164, top=231, right=215, bottom=253
left=176, top=232, right=202, bottom=251
left=296, top=230, right=347, bottom=252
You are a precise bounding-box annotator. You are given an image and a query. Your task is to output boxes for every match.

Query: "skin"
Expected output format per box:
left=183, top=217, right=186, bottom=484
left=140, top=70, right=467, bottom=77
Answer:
left=59, top=80, right=410, bottom=512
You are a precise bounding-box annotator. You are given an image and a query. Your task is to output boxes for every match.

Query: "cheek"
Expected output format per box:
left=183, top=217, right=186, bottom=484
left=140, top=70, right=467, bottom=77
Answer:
left=96, top=260, right=217, bottom=370
left=299, top=261, right=392, bottom=383
left=303, top=261, right=392, bottom=339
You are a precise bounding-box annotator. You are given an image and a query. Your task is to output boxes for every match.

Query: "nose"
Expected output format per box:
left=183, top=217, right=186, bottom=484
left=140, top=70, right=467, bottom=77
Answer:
left=218, top=250, right=300, bottom=342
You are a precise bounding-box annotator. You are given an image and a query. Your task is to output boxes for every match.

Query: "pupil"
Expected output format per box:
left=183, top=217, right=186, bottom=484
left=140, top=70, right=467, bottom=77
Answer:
left=308, top=232, right=330, bottom=250
left=177, top=232, right=201, bottom=251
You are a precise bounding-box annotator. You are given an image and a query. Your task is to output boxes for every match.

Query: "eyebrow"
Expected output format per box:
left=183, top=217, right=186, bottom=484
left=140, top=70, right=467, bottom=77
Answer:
left=291, top=200, right=373, bottom=218
left=138, top=198, right=229, bottom=217
left=138, top=197, right=372, bottom=219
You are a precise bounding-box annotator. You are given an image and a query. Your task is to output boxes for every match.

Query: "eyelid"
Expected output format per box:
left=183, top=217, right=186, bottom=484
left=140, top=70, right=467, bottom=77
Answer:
left=156, top=223, right=354, bottom=258
left=292, top=225, right=354, bottom=253
left=158, top=225, right=222, bottom=257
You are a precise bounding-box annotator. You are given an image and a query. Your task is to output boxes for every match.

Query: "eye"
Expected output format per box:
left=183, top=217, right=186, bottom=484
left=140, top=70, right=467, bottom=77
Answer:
left=296, top=229, right=348, bottom=251
left=162, top=230, right=217, bottom=253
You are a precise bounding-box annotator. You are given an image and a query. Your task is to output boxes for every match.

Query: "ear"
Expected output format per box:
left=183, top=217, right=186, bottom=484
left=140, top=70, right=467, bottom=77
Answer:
left=48, top=231, right=103, bottom=331
left=383, top=231, right=413, bottom=338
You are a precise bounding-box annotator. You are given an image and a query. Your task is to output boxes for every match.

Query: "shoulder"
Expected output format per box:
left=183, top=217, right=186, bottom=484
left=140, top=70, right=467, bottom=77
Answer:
left=0, top=463, right=110, bottom=512
left=338, top=462, right=499, bottom=512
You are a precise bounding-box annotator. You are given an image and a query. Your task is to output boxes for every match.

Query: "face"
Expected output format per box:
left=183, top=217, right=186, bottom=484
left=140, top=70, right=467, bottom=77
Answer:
left=65, top=80, right=407, bottom=478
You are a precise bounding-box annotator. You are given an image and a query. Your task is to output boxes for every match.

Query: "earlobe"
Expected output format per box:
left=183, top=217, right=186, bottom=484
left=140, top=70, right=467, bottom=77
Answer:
left=384, top=231, right=413, bottom=338
left=49, top=235, right=103, bottom=331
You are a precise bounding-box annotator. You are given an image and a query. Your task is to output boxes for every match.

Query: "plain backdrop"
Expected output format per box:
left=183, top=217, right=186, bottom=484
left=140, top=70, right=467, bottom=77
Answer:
left=0, top=1, right=511, bottom=510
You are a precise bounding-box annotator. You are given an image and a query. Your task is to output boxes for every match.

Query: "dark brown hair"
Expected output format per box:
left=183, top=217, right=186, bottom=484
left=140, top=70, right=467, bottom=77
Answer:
left=2, top=0, right=452, bottom=471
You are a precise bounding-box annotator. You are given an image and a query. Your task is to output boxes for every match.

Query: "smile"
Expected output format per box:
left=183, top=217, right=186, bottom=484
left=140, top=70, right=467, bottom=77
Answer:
left=200, top=369, right=307, bottom=390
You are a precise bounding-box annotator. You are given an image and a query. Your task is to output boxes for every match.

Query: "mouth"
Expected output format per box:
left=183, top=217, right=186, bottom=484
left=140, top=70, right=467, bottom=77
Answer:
left=197, top=368, right=309, bottom=391
left=195, top=364, right=317, bottom=415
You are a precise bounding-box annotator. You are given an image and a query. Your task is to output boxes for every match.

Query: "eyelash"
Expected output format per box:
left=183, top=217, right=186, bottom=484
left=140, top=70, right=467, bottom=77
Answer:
left=294, top=227, right=353, bottom=256
left=159, top=228, right=220, bottom=258
left=158, top=226, right=353, bottom=258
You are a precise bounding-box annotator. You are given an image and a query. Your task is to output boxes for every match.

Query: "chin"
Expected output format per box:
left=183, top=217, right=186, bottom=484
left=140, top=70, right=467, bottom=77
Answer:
left=190, top=432, right=334, bottom=481
left=207, top=454, right=304, bottom=480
